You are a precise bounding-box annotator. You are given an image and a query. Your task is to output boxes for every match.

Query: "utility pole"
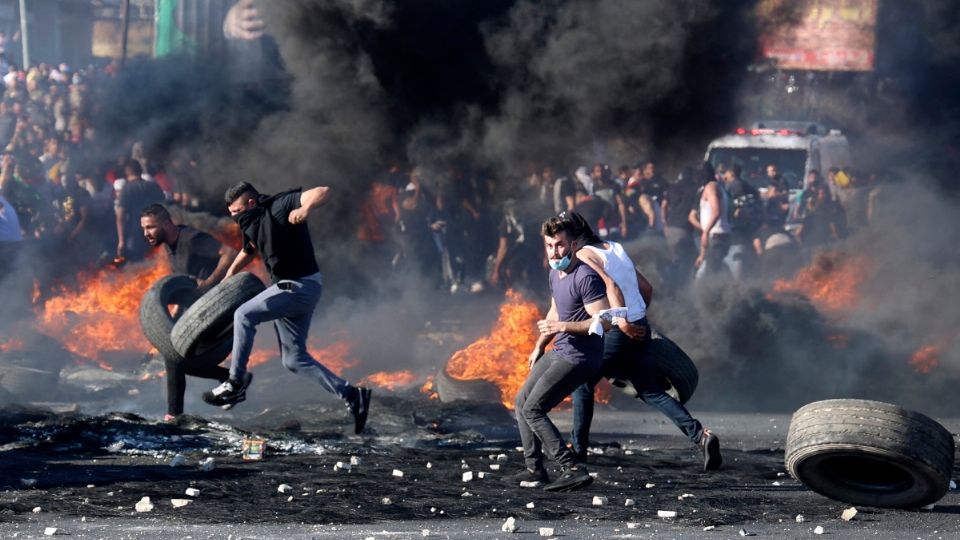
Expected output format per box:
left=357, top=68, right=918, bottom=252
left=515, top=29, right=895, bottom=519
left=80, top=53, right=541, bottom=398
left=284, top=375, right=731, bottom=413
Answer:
left=120, top=0, right=131, bottom=67
left=18, top=0, right=29, bottom=69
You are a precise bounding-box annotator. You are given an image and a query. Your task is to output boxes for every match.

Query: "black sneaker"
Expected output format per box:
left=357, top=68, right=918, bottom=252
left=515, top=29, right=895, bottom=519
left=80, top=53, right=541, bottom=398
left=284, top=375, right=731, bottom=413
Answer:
left=503, top=467, right=550, bottom=487
left=202, top=372, right=253, bottom=410
left=347, top=386, right=372, bottom=434
left=700, top=429, right=722, bottom=471
left=543, top=466, right=593, bottom=492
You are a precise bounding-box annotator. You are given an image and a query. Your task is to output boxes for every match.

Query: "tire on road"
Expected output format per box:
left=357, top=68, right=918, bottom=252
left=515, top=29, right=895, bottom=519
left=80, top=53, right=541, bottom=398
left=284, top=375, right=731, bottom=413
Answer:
left=785, top=399, right=955, bottom=509
left=435, top=365, right=502, bottom=404
left=170, top=272, right=265, bottom=359
left=607, top=328, right=699, bottom=404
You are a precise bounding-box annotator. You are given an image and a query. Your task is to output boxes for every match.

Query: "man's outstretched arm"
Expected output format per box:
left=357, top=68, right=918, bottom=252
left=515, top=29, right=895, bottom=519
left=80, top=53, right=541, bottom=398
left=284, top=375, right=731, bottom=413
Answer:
left=289, top=186, right=332, bottom=224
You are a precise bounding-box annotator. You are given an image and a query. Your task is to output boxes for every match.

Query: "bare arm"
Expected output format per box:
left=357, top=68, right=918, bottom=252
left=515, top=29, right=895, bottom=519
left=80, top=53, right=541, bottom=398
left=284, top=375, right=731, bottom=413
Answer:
left=225, top=245, right=256, bottom=279
left=489, top=236, right=508, bottom=287
left=288, top=186, right=332, bottom=225
left=688, top=208, right=701, bottom=231
left=529, top=298, right=559, bottom=366
left=115, top=206, right=125, bottom=257
left=696, top=183, right=720, bottom=267
left=577, top=247, right=626, bottom=308
left=198, top=243, right=239, bottom=291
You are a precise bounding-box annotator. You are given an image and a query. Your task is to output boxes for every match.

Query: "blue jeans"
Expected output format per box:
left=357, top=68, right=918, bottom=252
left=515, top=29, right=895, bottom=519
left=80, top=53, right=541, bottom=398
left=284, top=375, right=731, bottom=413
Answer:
left=571, top=323, right=703, bottom=455
left=229, top=272, right=352, bottom=401
left=515, top=351, right=599, bottom=471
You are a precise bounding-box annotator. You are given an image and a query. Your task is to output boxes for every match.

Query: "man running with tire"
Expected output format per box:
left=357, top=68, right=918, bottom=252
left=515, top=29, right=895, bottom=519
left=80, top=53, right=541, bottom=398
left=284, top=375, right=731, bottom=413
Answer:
left=203, top=182, right=372, bottom=434
left=507, top=215, right=610, bottom=492
left=140, top=204, right=237, bottom=421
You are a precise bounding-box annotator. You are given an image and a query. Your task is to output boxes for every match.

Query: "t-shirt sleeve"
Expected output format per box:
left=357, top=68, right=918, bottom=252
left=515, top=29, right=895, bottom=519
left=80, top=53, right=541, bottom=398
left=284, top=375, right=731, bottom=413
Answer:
left=271, top=190, right=302, bottom=222
left=578, top=268, right=606, bottom=306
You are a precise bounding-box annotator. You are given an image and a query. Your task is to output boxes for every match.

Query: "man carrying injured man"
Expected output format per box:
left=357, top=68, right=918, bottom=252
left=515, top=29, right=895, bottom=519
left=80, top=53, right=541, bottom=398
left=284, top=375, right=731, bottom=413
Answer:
left=566, top=211, right=722, bottom=471
left=507, top=214, right=610, bottom=492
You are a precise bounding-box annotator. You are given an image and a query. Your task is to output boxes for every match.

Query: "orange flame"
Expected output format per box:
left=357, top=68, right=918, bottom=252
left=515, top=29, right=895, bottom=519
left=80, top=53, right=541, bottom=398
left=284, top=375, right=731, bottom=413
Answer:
left=445, top=289, right=542, bottom=409
left=247, top=337, right=358, bottom=375
left=910, top=333, right=957, bottom=374
left=0, top=338, right=25, bottom=352
left=770, top=252, right=872, bottom=315
left=420, top=375, right=439, bottom=400
left=360, top=370, right=417, bottom=391
left=36, top=257, right=171, bottom=369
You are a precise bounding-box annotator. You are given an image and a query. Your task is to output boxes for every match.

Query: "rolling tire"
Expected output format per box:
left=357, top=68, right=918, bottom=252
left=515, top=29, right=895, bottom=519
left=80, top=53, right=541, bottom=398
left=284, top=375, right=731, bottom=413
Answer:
left=139, top=275, right=232, bottom=365
left=607, top=329, right=699, bottom=404
left=435, top=365, right=502, bottom=404
left=785, top=399, right=955, bottom=509
left=170, top=272, right=265, bottom=359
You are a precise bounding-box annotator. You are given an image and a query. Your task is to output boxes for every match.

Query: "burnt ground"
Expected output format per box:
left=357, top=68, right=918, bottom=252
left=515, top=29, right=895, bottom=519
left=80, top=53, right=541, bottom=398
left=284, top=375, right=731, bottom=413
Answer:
left=0, top=396, right=958, bottom=539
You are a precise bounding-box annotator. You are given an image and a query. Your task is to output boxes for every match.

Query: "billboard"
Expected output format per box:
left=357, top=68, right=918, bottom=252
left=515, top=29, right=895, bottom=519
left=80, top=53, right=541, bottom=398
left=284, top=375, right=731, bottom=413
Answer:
left=758, top=0, right=878, bottom=71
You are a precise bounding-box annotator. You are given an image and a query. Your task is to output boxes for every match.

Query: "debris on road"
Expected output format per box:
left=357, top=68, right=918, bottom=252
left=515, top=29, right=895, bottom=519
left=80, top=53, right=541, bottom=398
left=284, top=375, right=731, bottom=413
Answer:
left=185, top=488, right=200, bottom=497
left=538, top=527, right=555, bottom=536
left=501, top=516, right=519, bottom=533
left=134, top=496, right=154, bottom=513
left=277, top=484, right=292, bottom=494
left=841, top=507, right=858, bottom=521
left=657, top=510, right=677, bottom=518
left=814, top=525, right=824, bottom=535
left=592, top=496, right=607, bottom=506
left=171, top=499, right=192, bottom=508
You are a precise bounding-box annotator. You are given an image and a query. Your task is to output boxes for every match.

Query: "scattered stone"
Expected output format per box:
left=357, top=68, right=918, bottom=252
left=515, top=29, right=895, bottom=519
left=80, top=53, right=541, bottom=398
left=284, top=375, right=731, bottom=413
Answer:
left=461, top=492, right=473, bottom=498
left=381, top=497, right=393, bottom=505
left=703, top=525, right=716, bottom=531
left=592, top=496, right=608, bottom=506
left=841, top=507, right=858, bottom=521
left=678, top=493, right=695, bottom=500
left=134, top=497, right=154, bottom=513
left=795, top=514, right=805, bottom=523
left=44, top=527, right=57, bottom=536
left=657, top=510, right=677, bottom=518
left=645, top=483, right=656, bottom=489
left=286, top=496, right=293, bottom=502
left=538, top=527, right=554, bottom=537
left=20, top=478, right=37, bottom=487
left=199, top=457, right=215, bottom=472
left=478, top=472, right=486, bottom=479
left=169, top=454, right=187, bottom=467
left=627, top=523, right=638, bottom=529
left=461, top=463, right=470, bottom=470
left=496, top=454, right=509, bottom=461
left=31, top=507, right=41, bottom=513
left=814, top=525, right=824, bottom=535
left=185, top=488, right=200, bottom=497
left=520, top=481, right=539, bottom=488
left=501, top=516, right=519, bottom=533
left=277, top=484, right=293, bottom=494
left=777, top=472, right=786, bottom=477
left=588, top=472, right=598, bottom=478
left=624, top=499, right=635, bottom=507
left=490, top=464, right=501, bottom=471
left=462, top=471, right=474, bottom=482
left=426, top=462, right=432, bottom=469
left=334, top=461, right=351, bottom=472
left=86, top=484, right=95, bottom=489
left=422, top=530, right=430, bottom=537
left=392, top=469, right=404, bottom=478
left=350, top=456, right=362, bottom=466
left=950, top=480, right=956, bottom=490
left=739, top=528, right=755, bottom=536
left=170, top=499, right=192, bottom=508
left=771, top=481, right=782, bottom=486
left=625, top=450, right=634, bottom=455
left=526, top=502, right=535, bottom=509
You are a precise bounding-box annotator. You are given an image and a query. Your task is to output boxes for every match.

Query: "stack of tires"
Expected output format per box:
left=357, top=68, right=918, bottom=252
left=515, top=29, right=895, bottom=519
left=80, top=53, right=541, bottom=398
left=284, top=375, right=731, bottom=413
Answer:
left=139, top=272, right=266, bottom=366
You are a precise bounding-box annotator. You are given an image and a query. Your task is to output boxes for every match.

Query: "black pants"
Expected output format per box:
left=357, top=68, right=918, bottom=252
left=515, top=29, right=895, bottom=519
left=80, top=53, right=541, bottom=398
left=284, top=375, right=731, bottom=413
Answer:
left=165, top=355, right=229, bottom=416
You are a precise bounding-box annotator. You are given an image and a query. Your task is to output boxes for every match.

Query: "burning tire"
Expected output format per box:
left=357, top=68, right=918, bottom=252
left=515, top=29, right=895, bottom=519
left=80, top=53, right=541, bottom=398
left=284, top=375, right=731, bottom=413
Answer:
left=170, top=272, right=265, bottom=358
left=607, top=329, right=699, bottom=404
left=785, top=399, right=955, bottom=509
left=435, top=365, right=502, bottom=404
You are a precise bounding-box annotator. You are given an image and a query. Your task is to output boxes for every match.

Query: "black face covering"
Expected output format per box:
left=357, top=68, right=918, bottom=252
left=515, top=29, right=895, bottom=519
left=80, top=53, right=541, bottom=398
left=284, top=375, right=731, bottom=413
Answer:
left=233, top=204, right=266, bottom=241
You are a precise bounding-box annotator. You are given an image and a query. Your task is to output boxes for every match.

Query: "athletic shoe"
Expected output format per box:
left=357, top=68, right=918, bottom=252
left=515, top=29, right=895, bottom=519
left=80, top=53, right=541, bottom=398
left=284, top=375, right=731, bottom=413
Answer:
left=202, top=372, right=253, bottom=410
left=348, top=386, right=372, bottom=434
left=543, top=466, right=593, bottom=492
left=503, top=467, right=550, bottom=487
left=700, top=429, right=722, bottom=471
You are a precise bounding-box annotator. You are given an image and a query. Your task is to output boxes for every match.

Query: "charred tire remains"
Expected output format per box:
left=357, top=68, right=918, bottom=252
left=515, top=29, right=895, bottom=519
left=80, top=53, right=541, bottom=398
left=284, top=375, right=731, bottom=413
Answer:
left=435, top=364, right=502, bottom=404
left=170, top=272, right=265, bottom=359
left=785, top=399, right=955, bottom=509
left=607, top=329, right=699, bottom=404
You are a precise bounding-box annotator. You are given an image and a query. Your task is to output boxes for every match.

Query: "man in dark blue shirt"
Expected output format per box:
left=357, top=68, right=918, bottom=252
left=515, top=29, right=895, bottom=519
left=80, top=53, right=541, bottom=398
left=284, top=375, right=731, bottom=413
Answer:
left=507, top=215, right=610, bottom=492
left=203, top=181, right=372, bottom=434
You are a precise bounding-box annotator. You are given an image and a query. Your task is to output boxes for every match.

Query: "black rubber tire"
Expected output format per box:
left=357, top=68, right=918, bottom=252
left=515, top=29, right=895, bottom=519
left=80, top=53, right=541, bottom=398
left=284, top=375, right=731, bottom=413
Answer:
left=139, top=275, right=198, bottom=361
left=606, top=328, right=699, bottom=404
left=435, top=365, right=502, bottom=404
left=785, top=399, right=955, bottom=509
left=170, top=272, right=265, bottom=358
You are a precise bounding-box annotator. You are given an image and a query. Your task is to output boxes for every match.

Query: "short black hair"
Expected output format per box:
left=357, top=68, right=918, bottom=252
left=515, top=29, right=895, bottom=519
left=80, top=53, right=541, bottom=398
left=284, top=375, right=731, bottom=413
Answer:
left=541, top=215, right=578, bottom=238
left=224, top=181, right=259, bottom=204
left=124, top=159, right=143, bottom=177
left=140, top=203, right=172, bottom=222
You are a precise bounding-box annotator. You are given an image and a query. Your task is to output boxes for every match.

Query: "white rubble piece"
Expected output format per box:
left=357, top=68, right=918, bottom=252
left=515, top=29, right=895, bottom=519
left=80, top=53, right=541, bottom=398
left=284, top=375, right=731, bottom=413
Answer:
left=461, top=492, right=473, bottom=498
left=350, top=456, right=363, bottom=466
left=795, top=514, right=805, bottom=523
left=134, top=497, right=154, bottom=513
left=624, top=499, right=635, bottom=507
left=185, top=488, right=200, bottom=497
left=170, top=499, right=192, bottom=508
left=32, top=507, right=41, bottom=513
left=841, top=507, right=858, bottom=521
left=392, top=469, right=404, bottom=478
left=814, top=525, right=824, bottom=535
left=462, top=471, right=474, bottom=482
left=657, top=510, right=677, bottom=518
left=627, top=523, right=638, bottom=529
left=381, top=497, right=393, bottom=505
left=526, top=502, right=535, bottom=509
left=277, top=484, right=293, bottom=494
left=21, top=478, right=37, bottom=487
left=519, top=481, right=540, bottom=488
left=645, top=483, right=656, bottom=488
left=478, top=472, right=486, bottom=479
left=44, top=527, right=58, bottom=536
left=501, top=516, right=519, bottom=533
left=950, top=480, right=957, bottom=490
left=426, top=462, right=433, bottom=469
left=592, top=496, right=608, bottom=506
left=490, top=464, right=501, bottom=471
left=334, top=461, right=351, bottom=472
left=199, top=457, right=215, bottom=472
left=169, top=454, right=186, bottom=467
left=538, top=527, right=555, bottom=537
left=287, top=496, right=293, bottom=502
left=678, top=493, right=695, bottom=500
left=703, top=525, right=716, bottom=531
left=739, top=529, right=755, bottom=536
left=497, top=454, right=509, bottom=461
left=422, top=530, right=430, bottom=537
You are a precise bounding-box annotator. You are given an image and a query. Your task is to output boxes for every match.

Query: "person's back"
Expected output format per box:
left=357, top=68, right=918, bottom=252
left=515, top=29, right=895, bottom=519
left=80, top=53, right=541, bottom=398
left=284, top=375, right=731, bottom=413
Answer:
left=580, top=241, right=646, bottom=322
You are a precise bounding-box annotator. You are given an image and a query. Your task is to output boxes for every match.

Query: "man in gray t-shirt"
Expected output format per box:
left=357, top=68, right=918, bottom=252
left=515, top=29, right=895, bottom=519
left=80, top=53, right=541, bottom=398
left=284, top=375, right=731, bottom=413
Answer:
left=506, top=215, right=609, bottom=493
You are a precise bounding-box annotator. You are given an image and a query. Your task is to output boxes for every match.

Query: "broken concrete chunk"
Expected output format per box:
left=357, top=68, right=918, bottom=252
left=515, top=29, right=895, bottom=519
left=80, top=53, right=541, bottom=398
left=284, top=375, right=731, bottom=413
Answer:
left=592, top=496, right=608, bottom=506
left=134, top=497, right=154, bottom=513
left=185, top=488, right=200, bottom=497
left=703, top=525, right=716, bottom=531
left=277, top=484, right=293, bottom=494
left=392, top=469, right=404, bottom=477
left=20, top=478, right=37, bottom=487
left=627, top=523, right=638, bottom=529
left=950, top=480, right=956, bottom=490
left=421, top=530, right=430, bottom=537
left=199, top=457, right=215, bottom=472
left=814, top=526, right=824, bottom=535
left=44, top=527, right=57, bottom=536
left=490, top=464, right=501, bottom=471
left=349, top=456, right=362, bottom=466
left=501, top=517, right=519, bottom=533
left=645, top=483, right=656, bottom=488
left=170, top=499, right=192, bottom=508
left=286, top=496, right=293, bottom=502
left=526, top=502, right=535, bottom=509
left=462, top=471, right=474, bottom=482
left=334, top=461, right=351, bottom=472
left=624, top=499, right=635, bottom=507
left=538, top=527, right=554, bottom=537
left=678, top=493, right=695, bottom=500
left=169, top=454, right=186, bottom=467
left=31, top=507, right=41, bottom=513
left=795, top=514, right=805, bottom=523
left=381, top=497, right=392, bottom=505
left=739, top=529, right=755, bottom=537
left=497, top=454, right=509, bottom=461
left=478, top=472, right=486, bottom=479
left=841, top=507, right=858, bottom=521
left=657, top=510, right=677, bottom=518
left=519, top=481, right=540, bottom=488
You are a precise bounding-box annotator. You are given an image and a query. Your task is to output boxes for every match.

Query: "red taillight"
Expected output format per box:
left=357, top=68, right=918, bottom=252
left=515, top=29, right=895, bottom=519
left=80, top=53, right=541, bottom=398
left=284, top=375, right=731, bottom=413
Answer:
left=735, top=127, right=747, bottom=135
left=777, top=129, right=790, bottom=135
left=750, top=128, right=762, bottom=136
